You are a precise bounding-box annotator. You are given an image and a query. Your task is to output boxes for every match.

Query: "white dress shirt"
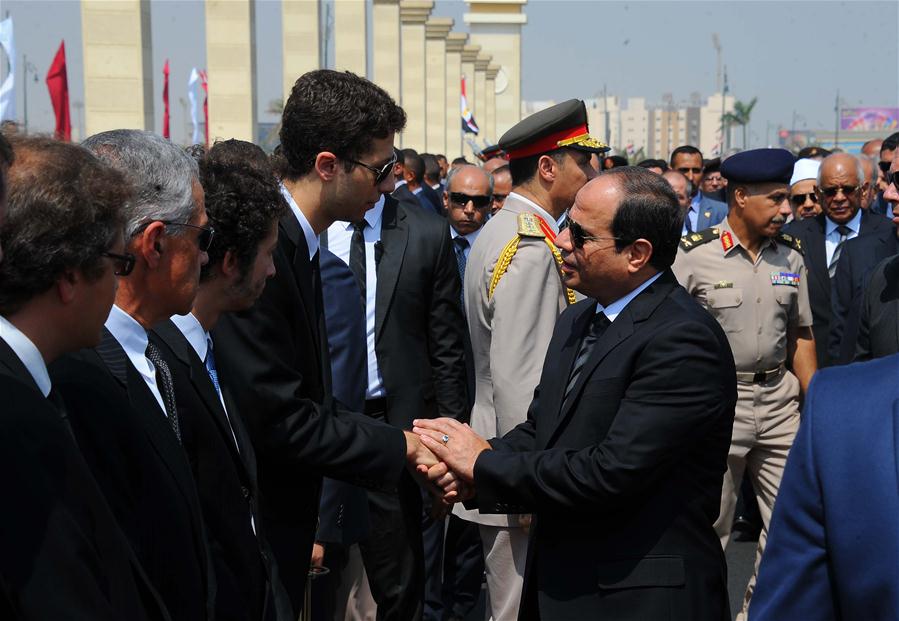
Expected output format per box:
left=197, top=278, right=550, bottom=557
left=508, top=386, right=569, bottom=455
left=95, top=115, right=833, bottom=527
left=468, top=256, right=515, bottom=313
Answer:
left=281, top=183, right=319, bottom=260
left=0, top=315, right=51, bottom=396
left=824, top=209, right=862, bottom=266
left=506, top=192, right=560, bottom=233
left=105, top=304, right=166, bottom=414
left=326, top=196, right=386, bottom=399
left=597, top=271, right=663, bottom=323
left=170, top=313, right=231, bottom=417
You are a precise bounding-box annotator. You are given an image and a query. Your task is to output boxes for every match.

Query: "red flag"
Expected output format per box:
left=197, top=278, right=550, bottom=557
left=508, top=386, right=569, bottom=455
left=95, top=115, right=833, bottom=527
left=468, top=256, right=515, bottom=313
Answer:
left=200, top=70, right=208, bottom=147
left=162, top=59, right=170, bottom=139
left=45, top=40, right=71, bottom=141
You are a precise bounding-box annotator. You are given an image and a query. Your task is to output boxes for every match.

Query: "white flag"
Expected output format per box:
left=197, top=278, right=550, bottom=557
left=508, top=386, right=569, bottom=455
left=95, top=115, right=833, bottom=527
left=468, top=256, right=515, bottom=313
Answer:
left=0, top=17, right=15, bottom=122
left=188, top=67, right=200, bottom=144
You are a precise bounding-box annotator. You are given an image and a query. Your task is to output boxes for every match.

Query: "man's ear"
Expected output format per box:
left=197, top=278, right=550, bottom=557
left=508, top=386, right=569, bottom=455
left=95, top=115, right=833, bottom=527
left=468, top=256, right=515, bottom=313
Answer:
left=732, top=185, right=749, bottom=210
left=315, top=152, right=340, bottom=182
left=536, top=154, right=557, bottom=183
left=134, top=221, right=167, bottom=269
left=56, top=269, right=79, bottom=304
left=220, top=249, right=241, bottom=281
left=627, top=239, right=654, bottom=273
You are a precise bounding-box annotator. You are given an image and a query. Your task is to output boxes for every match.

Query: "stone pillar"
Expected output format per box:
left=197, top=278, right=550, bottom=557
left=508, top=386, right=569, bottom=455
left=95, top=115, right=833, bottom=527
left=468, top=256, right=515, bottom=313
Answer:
left=81, top=0, right=153, bottom=135
left=474, top=52, right=490, bottom=146
left=334, top=0, right=367, bottom=76
left=425, top=17, right=453, bottom=155
left=398, top=0, right=433, bottom=149
left=460, top=43, right=480, bottom=159
left=372, top=0, right=401, bottom=102
left=444, top=32, right=467, bottom=158
left=464, top=0, right=527, bottom=138
left=282, top=0, right=320, bottom=99
left=205, top=0, right=257, bottom=143
left=485, top=64, right=499, bottom=143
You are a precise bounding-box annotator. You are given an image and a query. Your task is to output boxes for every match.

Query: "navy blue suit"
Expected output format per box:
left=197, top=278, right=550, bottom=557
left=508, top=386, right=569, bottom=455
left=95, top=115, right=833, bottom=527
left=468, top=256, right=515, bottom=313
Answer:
left=692, top=196, right=728, bottom=231
left=750, top=354, right=899, bottom=620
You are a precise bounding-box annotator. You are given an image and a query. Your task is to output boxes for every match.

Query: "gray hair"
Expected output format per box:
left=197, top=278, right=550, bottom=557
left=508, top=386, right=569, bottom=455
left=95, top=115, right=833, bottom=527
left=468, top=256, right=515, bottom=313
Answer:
left=82, top=129, right=199, bottom=238
left=446, top=164, right=494, bottom=196
left=857, top=154, right=880, bottom=185
left=816, top=153, right=866, bottom=189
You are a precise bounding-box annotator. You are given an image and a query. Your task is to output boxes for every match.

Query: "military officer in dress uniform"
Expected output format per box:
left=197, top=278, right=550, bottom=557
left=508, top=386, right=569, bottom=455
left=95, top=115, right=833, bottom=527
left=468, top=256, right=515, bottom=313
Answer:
left=453, top=99, right=608, bottom=620
left=672, top=148, right=817, bottom=621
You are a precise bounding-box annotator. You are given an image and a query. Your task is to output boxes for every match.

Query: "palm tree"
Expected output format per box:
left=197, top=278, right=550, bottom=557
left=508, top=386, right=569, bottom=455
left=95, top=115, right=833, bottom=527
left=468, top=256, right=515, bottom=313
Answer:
left=722, top=97, right=758, bottom=149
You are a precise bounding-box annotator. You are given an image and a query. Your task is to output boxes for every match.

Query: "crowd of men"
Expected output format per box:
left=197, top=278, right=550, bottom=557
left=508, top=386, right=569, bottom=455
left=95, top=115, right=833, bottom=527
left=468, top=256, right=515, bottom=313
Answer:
left=1, top=66, right=897, bottom=621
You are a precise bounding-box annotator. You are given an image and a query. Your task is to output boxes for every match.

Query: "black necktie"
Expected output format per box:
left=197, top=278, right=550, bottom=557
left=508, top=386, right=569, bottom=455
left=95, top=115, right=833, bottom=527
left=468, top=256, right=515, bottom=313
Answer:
left=561, top=312, right=611, bottom=412
left=145, top=340, right=182, bottom=443
left=829, top=224, right=851, bottom=278
left=350, top=221, right=367, bottom=305
left=48, top=387, right=77, bottom=442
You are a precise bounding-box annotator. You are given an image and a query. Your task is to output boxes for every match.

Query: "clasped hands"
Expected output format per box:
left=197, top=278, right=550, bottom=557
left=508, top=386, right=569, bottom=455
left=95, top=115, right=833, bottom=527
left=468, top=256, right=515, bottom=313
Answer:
left=404, top=418, right=491, bottom=508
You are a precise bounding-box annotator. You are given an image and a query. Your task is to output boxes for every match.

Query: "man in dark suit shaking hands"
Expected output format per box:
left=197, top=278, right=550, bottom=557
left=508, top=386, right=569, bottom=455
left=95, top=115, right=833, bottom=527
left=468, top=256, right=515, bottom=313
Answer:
left=415, top=167, right=736, bottom=621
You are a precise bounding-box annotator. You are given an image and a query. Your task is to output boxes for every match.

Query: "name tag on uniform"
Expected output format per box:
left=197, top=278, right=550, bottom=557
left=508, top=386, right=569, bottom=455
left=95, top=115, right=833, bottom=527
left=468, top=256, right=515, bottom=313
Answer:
left=713, top=281, right=734, bottom=289
left=770, top=272, right=800, bottom=286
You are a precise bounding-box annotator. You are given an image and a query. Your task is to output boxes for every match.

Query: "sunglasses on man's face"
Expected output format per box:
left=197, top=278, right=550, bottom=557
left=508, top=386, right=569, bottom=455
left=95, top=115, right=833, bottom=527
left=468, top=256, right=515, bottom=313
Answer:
left=346, top=153, right=398, bottom=186
left=560, top=211, right=624, bottom=249
left=790, top=192, right=819, bottom=207
left=820, top=185, right=859, bottom=199
left=101, top=250, right=136, bottom=276
left=449, top=192, right=491, bottom=209
left=879, top=161, right=892, bottom=174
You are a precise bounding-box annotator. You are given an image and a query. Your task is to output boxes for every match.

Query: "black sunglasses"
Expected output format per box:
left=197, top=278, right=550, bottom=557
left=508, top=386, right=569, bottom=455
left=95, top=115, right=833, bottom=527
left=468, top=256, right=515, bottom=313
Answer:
left=790, top=192, right=819, bottom=206
left=101, top=250, right=136, bottom=276
left=820, top=185, right=859, bottom=198
left=879, top=161, right=892, bottom=174
left=561, top=211, right=624, bottom=249
left=345, top=153, right=398, bottom=186
left=449, top=192, right=492, bottom=209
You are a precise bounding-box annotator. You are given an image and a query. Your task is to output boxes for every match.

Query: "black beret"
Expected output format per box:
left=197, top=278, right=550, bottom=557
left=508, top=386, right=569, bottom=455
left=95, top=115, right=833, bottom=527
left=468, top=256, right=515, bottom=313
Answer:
left=720, top=148, right=795, bottom=185
left=498, top=99, right=609, bottom=161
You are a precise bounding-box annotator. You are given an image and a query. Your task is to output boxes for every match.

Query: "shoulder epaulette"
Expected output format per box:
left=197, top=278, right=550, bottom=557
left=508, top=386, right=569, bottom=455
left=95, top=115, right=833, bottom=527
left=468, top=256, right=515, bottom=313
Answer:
left=775, top=232, right=804, bottom=255
left=679, top=227, right=720, bottom=252
left=517, top=212, right=545, bottom=238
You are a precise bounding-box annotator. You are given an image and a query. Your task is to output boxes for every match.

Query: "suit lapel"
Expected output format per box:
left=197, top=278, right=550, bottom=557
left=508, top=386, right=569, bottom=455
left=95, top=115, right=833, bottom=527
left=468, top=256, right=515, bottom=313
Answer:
left=281, top=214, right=323, bottom=370
left=375, top=197, right=408, bottom=341
left=805, top=217, right=829, bottom=293
left=0, top=338, right=40, bottom=391
left=548, top=302, right=596, bottom=420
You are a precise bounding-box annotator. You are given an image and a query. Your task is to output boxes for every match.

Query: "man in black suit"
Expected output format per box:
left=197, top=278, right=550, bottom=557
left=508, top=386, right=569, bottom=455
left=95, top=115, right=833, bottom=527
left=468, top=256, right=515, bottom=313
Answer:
left=854, top=152, right=899, bottom=361
left=393, top=149, right=444, bottom=216
left=416, top=167, right=736, bottom=620
left=0, top=135, right=168, bottom=620
left=213, top=70, right=451, bottom=613
left=50, top=129, right=215, bottom=620
left=150, top=140, right=292, bottom=621
left=784, top=152, right=893, bottom=368
left=324, top=179, right=468, bottom=618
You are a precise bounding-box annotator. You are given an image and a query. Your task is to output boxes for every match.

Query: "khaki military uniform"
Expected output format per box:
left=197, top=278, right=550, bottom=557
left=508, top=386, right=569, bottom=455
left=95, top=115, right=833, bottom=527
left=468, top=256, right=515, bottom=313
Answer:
left=672, top=216, right=812, bottom=620
left=453, top=192, right=572, bottom=621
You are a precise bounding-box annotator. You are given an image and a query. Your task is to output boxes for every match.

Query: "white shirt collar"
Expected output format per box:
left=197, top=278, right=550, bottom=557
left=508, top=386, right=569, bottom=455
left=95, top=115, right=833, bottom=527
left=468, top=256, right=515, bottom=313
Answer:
left=341, top=195, right=385, bottom=231
left=0, top=315, right=51, bottom=397
left=280, top=182, right=319, bottom=260
left=105, top=304, right=149, bottom=362
left=170, top=312, right=210, bottom=361
left=508, top=192, right=559, bottom=233
left=394, top=179, right=407, bottom=188
left=450, top=224, right=482, bottom=247
left=596, top=271, right=663, bottom=323
left=825, top=209, right=862, bottom=236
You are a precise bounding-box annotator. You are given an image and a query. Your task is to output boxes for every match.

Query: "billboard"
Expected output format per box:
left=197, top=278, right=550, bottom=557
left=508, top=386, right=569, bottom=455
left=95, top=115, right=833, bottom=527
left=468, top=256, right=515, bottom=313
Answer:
left=840, top=107, right=899, bottom=131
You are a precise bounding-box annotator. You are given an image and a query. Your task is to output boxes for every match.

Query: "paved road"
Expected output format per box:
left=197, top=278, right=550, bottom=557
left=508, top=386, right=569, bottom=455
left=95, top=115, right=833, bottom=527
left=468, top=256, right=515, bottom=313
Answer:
left=463, top=538, right=759, bottom=621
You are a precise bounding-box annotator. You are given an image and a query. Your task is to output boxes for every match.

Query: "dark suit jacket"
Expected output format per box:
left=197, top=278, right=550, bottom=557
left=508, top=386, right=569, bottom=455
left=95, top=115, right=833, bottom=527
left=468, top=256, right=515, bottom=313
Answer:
left=420, top=183, right=445, bottom=215
left=49, top=330, right=213, bottom=621
left=0, top=343, right=170, bottom=621
left=694, top=195, right=728, bottom=231
left=828, top=227, right=899, bottom=363
left=393, top=183, right=442, bottom=216
left=750, top=355, right=899, bottom=620
left=471, top=271, right=736, bottom=621
left=150, top=320, right=292, bottom=621
left=316, top=249, right=371, bottom=547
left=784, top=211, right=893, bottom=367
left=213, top=207, right=406, bottom=611
left=374, top=197, right=468, bottom=428
left=855, top=253, right=899, bottom=361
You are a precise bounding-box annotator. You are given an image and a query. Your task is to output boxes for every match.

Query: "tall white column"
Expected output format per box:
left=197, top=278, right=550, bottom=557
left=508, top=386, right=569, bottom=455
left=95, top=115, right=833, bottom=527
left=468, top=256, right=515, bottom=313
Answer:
left=485, top=64, right=499, bottom=143
left=444, top=32, right=467, bottom=158
left=460, top=43, right=480, bottom=159
left=282, top=0, right=320, bottom=100
left=334, top=0, right=367, bottom=76
left=398, top=0, right=433, bottom=149
left=425, top=17, right=453, bottom=155
left=205, top=0, right=257, bottom=143
left=373, top=0, right=401, bottom=102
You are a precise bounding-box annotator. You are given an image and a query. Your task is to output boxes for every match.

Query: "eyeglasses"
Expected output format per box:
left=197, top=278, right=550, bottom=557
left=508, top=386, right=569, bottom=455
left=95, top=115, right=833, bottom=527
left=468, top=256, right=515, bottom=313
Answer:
left=101, top=251, right=136, bottom=276
left=561, top=211, right=625, bottom=249
left=163, top=222, right=216, bottom=251
left=449, top=192, right=491, bottom=209
left=790, top=192, right=819, bottom=206
left=820, top=185, right=859, bottom=198
left=879, top=161, right=892, bottom=174
left=345, top=153, right=398, bottom=186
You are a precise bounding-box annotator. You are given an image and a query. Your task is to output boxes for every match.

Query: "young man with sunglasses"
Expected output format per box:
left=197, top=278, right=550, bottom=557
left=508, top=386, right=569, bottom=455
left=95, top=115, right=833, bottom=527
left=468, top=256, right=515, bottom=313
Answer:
left=0, top=135, right=171, bottom=620
left=50, top=129, right=216, bottom=620
left=451, top=99, right=608, bottom=621
left=673, top=148, right=817, bottom=620
left=213, top=70, right=459, bottom=616
left=784, top=152, right=893, bottom=368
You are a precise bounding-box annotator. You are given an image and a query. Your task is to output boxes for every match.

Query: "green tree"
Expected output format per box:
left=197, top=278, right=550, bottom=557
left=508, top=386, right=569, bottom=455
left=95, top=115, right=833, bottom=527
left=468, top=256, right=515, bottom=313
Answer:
left=722, top=97, right=758, bottom=149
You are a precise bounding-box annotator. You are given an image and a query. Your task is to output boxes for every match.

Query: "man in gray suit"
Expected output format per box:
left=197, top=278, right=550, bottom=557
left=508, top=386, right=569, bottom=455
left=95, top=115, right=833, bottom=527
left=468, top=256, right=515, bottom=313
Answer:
left=453, top=99, right=607, bottom=620
left=671, top=145, right=728, bottom=233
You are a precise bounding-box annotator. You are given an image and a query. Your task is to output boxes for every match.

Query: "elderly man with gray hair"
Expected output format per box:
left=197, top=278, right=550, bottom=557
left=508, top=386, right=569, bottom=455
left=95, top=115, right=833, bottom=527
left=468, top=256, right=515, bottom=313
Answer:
left=50, top=129, right=217, bottom=620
